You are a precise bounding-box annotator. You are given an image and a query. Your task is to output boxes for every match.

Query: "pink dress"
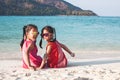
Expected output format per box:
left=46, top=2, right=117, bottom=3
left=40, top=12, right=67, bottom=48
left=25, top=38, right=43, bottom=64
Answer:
left=22, top=40, right=42, bottom=69
left=46, top=41, right=67, bottom=68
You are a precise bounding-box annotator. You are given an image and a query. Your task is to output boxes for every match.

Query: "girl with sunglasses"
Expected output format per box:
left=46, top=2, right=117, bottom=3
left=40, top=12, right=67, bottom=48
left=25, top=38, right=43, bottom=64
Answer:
left=38, top=26, right=75, bottom=69
left=20, top=24, right=42, bottom=71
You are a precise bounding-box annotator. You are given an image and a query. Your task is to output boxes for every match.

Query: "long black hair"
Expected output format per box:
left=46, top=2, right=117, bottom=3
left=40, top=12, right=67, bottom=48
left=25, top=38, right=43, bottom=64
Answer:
left=39, top=25, right=56, bottom=48
left=20, top=24, right=38, bottom=49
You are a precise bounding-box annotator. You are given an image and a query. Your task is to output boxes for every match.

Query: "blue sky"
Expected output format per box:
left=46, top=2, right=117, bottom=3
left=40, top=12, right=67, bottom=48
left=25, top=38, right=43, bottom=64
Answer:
left=65, top=0, right=120, bottom=16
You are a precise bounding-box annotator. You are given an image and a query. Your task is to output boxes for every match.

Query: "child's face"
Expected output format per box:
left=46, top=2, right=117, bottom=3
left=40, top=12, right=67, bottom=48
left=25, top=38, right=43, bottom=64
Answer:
left=42, top=29, right=53, bottom=41
left=27, top=28, right=39, bottom=41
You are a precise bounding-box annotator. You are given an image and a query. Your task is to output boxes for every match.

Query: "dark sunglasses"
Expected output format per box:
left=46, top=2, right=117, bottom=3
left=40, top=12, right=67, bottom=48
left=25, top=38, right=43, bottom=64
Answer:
left=42, top=33, right=49, bottom=37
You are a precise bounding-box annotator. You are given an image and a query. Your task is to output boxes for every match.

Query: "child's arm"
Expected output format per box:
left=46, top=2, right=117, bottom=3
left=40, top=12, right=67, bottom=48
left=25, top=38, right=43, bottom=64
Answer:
left=59, top=42, right=75, bottom=57
left=37, top=45, right=52, bottom=70
left=23, top=42, right=35, bottom=70
left=37, top=54, right=47, bottom=70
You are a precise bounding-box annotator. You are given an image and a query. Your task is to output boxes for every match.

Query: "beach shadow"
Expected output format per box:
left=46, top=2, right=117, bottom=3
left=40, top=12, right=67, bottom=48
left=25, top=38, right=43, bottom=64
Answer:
left=68, top=59, right=120, bottom=67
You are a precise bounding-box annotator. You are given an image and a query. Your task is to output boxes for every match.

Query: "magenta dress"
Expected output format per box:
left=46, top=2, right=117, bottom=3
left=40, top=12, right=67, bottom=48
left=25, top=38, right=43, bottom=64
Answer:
left=22, top=40, right=42, bottom=69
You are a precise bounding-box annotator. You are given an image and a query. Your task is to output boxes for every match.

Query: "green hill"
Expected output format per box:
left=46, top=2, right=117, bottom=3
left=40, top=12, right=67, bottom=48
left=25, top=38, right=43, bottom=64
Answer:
left=0, top=0, right=97, bottom=16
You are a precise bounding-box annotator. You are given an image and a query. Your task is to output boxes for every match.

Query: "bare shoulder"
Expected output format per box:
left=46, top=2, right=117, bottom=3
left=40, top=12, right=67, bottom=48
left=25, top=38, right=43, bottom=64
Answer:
left=57, top=41, right=65, bottom=48
left=46, top=45, right=52, bottom=54
left=27, top=41, right=34, bottom=51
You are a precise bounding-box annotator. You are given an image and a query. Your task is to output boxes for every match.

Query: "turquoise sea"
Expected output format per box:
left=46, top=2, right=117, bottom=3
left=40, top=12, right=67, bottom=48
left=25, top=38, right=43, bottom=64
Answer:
left=0, top=16, right=120, bottom=59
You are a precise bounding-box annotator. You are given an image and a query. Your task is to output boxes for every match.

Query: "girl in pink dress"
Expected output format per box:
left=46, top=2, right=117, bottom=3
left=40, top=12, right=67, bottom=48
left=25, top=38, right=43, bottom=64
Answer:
left=20, top=24, right=42, bottom=71
left=38, top=26, right=75, bottom=69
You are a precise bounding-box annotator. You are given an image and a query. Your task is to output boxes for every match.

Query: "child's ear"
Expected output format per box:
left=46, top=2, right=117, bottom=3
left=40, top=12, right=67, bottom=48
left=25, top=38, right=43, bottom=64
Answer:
left=26, top=32, right=29, bottom=36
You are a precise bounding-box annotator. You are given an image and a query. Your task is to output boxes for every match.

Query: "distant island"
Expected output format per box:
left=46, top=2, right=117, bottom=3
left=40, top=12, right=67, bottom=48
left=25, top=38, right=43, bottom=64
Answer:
left=0, top=0, right=97, bottom=16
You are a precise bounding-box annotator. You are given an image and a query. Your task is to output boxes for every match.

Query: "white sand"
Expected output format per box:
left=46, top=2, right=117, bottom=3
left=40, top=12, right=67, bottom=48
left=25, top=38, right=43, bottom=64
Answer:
left=0, top=57, right=120, bottom=80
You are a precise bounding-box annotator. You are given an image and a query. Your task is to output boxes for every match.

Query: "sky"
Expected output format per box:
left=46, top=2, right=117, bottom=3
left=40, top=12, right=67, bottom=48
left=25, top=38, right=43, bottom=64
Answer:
left=65, top=0, right=120, bottom=16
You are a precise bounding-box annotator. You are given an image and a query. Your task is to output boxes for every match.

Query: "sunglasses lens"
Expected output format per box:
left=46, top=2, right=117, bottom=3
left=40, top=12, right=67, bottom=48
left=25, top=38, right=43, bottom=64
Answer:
left=33, top=32, right=39, bottom=35
left=42, top=33, right=49, bottom=37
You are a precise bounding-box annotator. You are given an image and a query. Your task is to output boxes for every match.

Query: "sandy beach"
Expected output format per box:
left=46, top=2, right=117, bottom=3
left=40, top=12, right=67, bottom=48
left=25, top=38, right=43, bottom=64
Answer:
left=0, top=56, right=120, bottom=80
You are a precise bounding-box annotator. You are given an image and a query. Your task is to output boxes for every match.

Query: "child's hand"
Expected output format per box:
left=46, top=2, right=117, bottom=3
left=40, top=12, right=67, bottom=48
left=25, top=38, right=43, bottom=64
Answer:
left=36, top=57, right=47, bottom=70
left=70, top=53, right=75, bottom=57
left=29, top=66, right=36, bottom=71
left=36, top=66, right=43, bottom=70
left=36, top=67, right=41, bottom=70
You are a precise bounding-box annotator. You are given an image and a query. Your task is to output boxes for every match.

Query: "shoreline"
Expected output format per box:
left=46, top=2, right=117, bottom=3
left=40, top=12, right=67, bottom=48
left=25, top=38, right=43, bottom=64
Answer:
left=0, top=50, right=120, bottom=60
